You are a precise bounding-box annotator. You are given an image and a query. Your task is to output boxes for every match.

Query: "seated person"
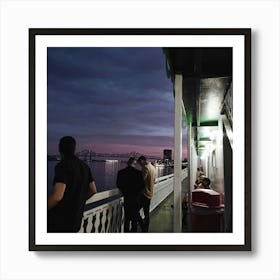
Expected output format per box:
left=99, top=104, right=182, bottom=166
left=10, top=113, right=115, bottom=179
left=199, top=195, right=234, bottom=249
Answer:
left=194, top=174, right=204, bottom=189
left=196, top=168, right=204, bottom=180
left=194, top=175, right=211, bottom=189
left=201, top=177, right=211, bottom=189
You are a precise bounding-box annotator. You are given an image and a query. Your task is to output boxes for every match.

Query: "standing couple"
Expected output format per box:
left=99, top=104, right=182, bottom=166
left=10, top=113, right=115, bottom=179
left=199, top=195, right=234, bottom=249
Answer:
left=116, top=156, right=156, bottom=233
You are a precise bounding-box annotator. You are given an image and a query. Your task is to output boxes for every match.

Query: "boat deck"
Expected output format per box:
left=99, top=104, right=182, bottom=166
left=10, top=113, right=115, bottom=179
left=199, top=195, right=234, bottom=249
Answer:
left=149, top=177, right=189, bottom=233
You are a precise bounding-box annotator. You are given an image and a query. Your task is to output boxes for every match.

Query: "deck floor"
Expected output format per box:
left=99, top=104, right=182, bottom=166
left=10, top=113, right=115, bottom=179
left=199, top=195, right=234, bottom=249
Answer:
left=149, top=192, right=174, bottom=233
left=148, top=177, right=189, bottom=233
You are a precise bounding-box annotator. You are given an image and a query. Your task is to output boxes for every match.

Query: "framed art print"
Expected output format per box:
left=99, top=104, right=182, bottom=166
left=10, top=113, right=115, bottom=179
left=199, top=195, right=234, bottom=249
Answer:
left=29, top=28, right=251, bottom=251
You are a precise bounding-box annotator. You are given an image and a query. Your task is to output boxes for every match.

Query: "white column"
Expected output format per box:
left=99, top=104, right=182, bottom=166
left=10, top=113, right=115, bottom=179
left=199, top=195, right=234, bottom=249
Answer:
left=173, top=74, right=182, bottom=232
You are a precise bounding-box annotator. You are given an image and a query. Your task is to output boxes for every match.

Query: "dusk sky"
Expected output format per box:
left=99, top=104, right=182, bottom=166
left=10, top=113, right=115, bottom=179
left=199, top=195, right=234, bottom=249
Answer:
left=47, top=47, right=187, bottom=158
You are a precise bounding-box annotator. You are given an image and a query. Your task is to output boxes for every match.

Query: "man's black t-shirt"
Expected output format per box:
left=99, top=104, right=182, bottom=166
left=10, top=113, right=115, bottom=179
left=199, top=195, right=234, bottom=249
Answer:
left=116, top=166, right=144, bottom=199
left=47, top=156, right=93, bottom=232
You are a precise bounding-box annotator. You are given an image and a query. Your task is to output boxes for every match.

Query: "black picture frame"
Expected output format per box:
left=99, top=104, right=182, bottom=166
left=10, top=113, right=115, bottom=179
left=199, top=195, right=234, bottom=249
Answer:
left=29, top=28, right=251, bottom=251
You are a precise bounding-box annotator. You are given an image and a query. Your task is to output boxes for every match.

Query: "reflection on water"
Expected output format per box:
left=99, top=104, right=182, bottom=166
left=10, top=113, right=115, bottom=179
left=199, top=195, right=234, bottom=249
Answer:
left=104, top=160, right=119, bottom=189
left=47, top=158, right=173, bottom=195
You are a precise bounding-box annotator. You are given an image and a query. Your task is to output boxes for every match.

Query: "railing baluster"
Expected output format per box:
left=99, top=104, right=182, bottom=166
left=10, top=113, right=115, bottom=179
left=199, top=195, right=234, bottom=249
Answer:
left=79, top=218, right=85, bottom=233
left=85, top=216, right=93, bottom=233
left=104, top=209, right=109, bottom=233
left=100, top=209, right=107, bottom=233
left=106, top=206, right=112, bottom=233
left=94, top=212, right=101, bottom=233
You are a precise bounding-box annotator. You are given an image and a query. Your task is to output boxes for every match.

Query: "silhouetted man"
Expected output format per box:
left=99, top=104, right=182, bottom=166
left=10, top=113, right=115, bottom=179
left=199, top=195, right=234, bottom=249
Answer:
left=47, top=136, right=97, bottom=232
left=137, top=155, right=156, bottom=232
left=116, top=157, right=144, bottom=232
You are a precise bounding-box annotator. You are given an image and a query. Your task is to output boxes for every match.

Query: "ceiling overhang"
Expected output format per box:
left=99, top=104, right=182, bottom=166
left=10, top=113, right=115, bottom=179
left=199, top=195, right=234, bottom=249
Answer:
left=164, top=47, right=232, bottom=156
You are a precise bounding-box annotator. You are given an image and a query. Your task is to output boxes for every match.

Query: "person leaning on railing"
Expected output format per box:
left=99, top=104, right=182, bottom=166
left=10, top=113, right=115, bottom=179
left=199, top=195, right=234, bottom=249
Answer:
left=137, top=155, right=156, bottom=233
left=47, top=136, right=97, bottom=233
left=116, top=157, right=145, bottom=232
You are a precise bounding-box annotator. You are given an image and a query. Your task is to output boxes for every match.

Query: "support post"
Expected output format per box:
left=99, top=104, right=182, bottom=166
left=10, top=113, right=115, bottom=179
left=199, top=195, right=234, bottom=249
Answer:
left=173, top=74, right=182, bottom=232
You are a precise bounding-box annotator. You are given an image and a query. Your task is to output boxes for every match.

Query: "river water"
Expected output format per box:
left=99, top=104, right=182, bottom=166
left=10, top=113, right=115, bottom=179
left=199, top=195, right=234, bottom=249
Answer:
left=47, top=158, right=173, bottom=194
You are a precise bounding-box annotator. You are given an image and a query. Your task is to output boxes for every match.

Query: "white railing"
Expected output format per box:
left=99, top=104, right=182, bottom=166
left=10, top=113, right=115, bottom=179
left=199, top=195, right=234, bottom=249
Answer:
left=79, top=169, right=188, bottom=233
left=79, top=188, right=124, bottom=233
left=150, top=173, right=174, bottom=212
left=182, top=167, right=188, bottom=180
left=150, top=168, right=188, bottom=212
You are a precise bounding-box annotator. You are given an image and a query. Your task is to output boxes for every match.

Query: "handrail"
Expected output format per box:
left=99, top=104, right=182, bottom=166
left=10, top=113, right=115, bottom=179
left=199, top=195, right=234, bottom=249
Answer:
left=85, top=177, right=173, bottom=205
left=155, top=173, right=174, bottom=183
left=86, top=188, right=121, bottom=204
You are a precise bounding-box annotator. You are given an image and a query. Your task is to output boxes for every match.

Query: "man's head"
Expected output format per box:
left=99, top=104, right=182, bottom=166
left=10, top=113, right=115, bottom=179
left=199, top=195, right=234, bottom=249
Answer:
left=59, top=136, right=76, bottom=158
left=127, top=157, right=137, bottom=168
left=137, top=155, right=147, bottom=167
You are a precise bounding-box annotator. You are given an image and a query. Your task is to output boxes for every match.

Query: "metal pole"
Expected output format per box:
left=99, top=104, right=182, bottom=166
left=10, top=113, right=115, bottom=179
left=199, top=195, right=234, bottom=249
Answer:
left=173, top=74, right=182, bottom=232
